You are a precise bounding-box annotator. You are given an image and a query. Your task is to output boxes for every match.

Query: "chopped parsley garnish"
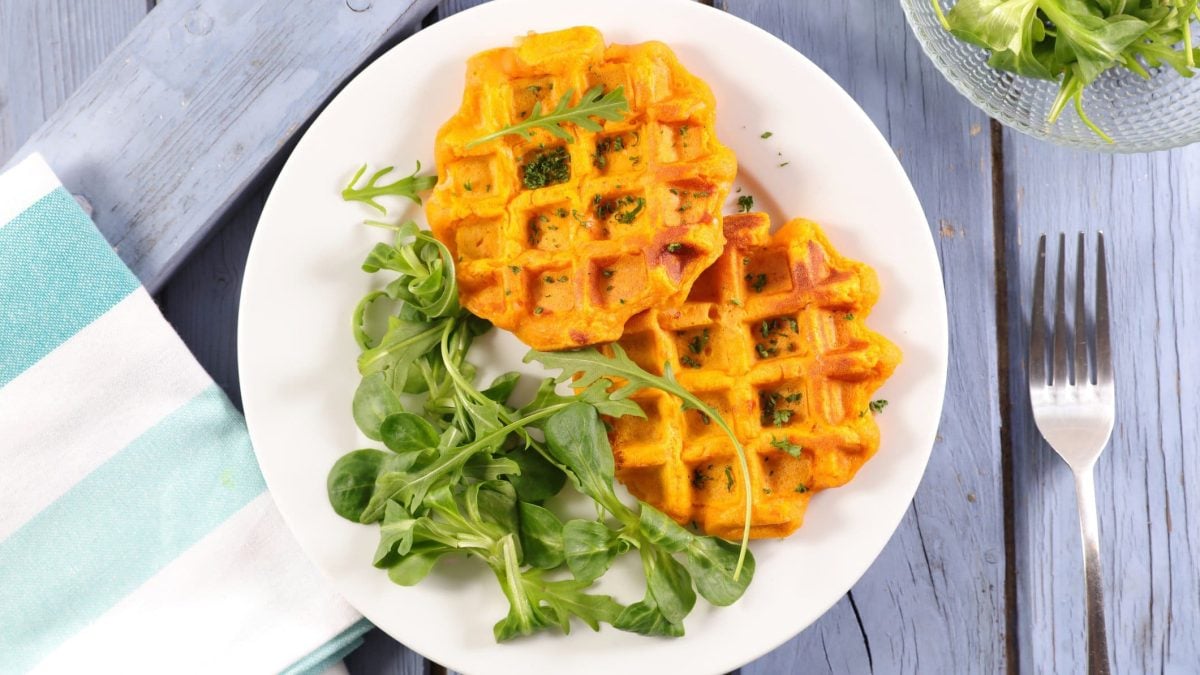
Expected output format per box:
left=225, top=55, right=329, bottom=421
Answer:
left=760, top=390, right=795, bottom=427
left=601, top=268, right=615, bottom=278
left=558, top=274, right=568, bottom=283
left=844, top=312, right=855, bottom=320
left=779, top=161, right=790, bottom=167
left=544, top=275, right=555, bottom=284
left=772, top=409, right=793, bottom=427
left=755, top=343, right=776, bottom=360
left=464, top=180, right=473, bottom=191
left=746, top=273, right=768, bottom=293
left=724, top=465, right=735, bottom=492
left=666, top=242, right=683, bottom=253
left=869, top=399, right=889, bottom=414
left=737, top=195, right=754, bottom=213
left=795, top=484, right=808, bottom=494
left=614, top=197, right=646, bottom=224
left=771, top=436, right=803, bottom=458
left=534, top=306, right=544, bottom=315
left=522, top=146, right=570, bottom=190
left=691, top=467, right=711, bottom=489
left=761, top=131, right=773, bottom=139
left=680, top=355, right=702, bottom=369
left=556, top=207, right=568, bottom=218
left=679, top=125, right=689, bottom=137
left=687, top=328, right=710, bottom=355
left=592, top=134, right=629, bottom=169
left=509, top=265, right=521, bottom=274
left=785, top=392, right=802, bottom=403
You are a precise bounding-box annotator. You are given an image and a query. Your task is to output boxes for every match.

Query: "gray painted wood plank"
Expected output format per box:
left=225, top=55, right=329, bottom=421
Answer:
left=343, top=628, right=431, bottom=675
left=5, top=0, right=438, bottom=292
left=0, top=0, right=146, bottom=162
left=160, top=185, right=264, bottom=411
left=1002, top=138, right=1200, bottom=673
left=721, top=1, right=1008, bottom=673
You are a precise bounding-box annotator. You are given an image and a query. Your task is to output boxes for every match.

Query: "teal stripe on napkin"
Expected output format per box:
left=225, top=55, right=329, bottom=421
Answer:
left=0, top=384, right=265, bottom=672
left=280, top=619, right=375, bottom=675
left=0, top=188, right=138, bottom=387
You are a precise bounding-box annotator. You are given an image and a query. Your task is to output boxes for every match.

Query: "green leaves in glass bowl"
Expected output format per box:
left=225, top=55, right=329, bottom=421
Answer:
left=935, top=0, right=1200, bottom=141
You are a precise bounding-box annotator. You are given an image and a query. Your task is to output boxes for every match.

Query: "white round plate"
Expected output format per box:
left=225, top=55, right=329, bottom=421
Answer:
left=239, top=1, right=948, bottom=673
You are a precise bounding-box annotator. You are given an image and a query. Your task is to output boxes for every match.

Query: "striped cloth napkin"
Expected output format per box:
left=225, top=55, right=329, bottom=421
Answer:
left=0, top=154, right=368, bottom=674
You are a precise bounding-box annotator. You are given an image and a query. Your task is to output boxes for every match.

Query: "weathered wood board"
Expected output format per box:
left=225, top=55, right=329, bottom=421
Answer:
left=1002, top=137, right=1200, bottom=673
left=4, top=0, right=438, bottom=292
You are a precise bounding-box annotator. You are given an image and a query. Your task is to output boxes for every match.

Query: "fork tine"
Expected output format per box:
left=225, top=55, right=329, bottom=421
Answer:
left=1074, top=232, right=1088, bottom=385
left=1052, top=234, right=1069, bottom=385
left=1030, top=235, right=1048, bottom=385
left=1095, top=232, right=1113, bottom=386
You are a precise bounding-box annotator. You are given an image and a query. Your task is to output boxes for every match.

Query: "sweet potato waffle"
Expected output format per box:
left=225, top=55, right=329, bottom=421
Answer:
left=607, top=213, right=902, bottom=539
left=425, top=26, right=736, bottom=350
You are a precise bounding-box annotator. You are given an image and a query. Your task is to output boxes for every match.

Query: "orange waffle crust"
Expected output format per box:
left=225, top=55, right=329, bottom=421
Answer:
left=608, top=213, right=902, bottom=539
left=425, top=26, right=736, bottom=350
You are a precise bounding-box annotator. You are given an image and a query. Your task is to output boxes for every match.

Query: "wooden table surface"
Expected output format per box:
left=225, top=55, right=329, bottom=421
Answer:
left=3, top=0, right=1197, bottom=672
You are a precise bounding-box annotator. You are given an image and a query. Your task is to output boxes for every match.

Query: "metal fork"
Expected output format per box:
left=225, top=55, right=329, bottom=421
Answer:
left=1029, top=232, right=1114, bottom=675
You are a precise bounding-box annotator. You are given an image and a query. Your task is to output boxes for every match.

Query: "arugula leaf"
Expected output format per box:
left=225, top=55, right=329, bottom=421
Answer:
left=528, top=346, right=754, bottom=578
left=467, top=85, right=629, bottom=148
left=518, top=377, right=645, bottom=420
left=373, top=500, right=419, bottom=567
left=357, top=316, right=445, bottom=383
left=342, top=162, right=437, bottom=213
left=360, top=222, right=460, bottom=320
left=491, top=533, right=624, bottom=641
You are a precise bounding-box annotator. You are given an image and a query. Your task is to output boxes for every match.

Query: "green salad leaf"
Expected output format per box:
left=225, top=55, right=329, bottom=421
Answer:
left=342, top=162, right=437, bottom=212
left=328, top=183, right=755, bottom=642
left=466, top=85, right=630, bottom=148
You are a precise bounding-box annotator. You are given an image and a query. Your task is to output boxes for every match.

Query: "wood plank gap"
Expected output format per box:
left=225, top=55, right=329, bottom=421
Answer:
left=428, top=662, right=447, bottom=675
left=421, top=5, right=439, bottom=28
left=990, top=117, right=1019, bottom=675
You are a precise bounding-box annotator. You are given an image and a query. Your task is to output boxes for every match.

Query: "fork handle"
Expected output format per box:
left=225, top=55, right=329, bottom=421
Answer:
left=1074, top=467, right=1111, bottom=675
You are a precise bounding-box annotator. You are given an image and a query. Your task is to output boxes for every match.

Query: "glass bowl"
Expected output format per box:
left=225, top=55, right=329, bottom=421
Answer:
left=900, top=0, right=1200, bottom=153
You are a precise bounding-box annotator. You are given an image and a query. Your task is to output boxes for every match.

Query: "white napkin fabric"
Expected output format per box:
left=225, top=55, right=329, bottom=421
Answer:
left=0, top=154, right=367, bottom=674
